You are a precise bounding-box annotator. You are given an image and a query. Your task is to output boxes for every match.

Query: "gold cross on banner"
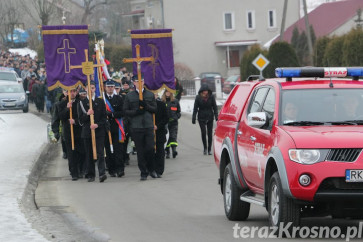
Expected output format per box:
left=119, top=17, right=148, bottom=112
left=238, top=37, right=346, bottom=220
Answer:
left=70, top=49, right=103, bottom=160
left=123, top=44, right=154, bottom=100
left=57, top=39, right=76, bottom=73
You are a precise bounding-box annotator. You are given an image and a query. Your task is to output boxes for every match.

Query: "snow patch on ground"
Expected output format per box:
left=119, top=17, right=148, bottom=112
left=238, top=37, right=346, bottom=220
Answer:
left=8, top=48, right=37, bottom=58
left=0, top=112, right=48, bottom=241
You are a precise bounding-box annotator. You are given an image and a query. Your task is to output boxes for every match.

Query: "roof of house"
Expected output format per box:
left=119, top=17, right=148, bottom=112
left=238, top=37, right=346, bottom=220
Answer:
left=277, top=0, right=363, bottom=43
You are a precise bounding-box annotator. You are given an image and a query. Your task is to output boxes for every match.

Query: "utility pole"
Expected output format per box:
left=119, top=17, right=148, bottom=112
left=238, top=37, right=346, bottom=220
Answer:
left=160, top=0, right=165, bottom=28
left=280, top=0, right=288, bottom=41
left=302, top=0, right=314, bottom=65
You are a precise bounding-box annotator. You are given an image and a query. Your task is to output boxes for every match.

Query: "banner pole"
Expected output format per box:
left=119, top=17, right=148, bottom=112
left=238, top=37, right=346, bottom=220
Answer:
left=96, top=49, right=114, bottom=153
left=68, top=90, right=75, bottom=150
left=84, top=49, right=97, bottom=160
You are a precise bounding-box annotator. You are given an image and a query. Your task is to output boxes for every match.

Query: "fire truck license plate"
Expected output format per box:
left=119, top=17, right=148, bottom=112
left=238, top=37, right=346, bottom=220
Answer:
left=346, top=170, right=363, bottom=182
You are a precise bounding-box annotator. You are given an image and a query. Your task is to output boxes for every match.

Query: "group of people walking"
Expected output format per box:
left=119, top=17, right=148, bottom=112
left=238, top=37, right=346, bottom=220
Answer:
left=52, top=75, right=184, bottom=182
left=2, top=50, right=220, bottom=181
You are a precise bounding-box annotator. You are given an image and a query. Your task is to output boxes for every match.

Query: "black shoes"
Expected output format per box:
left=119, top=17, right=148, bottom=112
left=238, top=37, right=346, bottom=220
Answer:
left=172, top=151, right=178, bottom=158
left=88, top=177, right=95, bottom=182
left=99, top=174, right=107, bottom=183
left=149, top=171, right=157, bottom=178
left=62, top=152, right=67, bottom=159
left=117, top=171, right=125, bottom=177
left=208, top=150, right=212, bottom=155
left=166, top=153, right=170, bottom=159
left=203, top=149, right=207, bottom=155
left=156, top=173, right=162, bottom=178
left=109, top=173, right=116, bottom=177
left=140, top=176, right=147, bottom=181
left=172, top=146, right=178, bottom=158
left=72, top=177, right=78, bottom=181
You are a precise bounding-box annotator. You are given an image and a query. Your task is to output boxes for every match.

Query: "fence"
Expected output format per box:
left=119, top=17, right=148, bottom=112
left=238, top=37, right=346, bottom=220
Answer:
left=179, top=79, right=196, bottom=97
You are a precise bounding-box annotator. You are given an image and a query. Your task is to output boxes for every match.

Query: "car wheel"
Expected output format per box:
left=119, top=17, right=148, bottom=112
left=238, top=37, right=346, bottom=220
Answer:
left=23, top=105, right=28, bottom=113
left=223, top=163, right=250, bottom=221
left=268, top=172, right=300, bottom=235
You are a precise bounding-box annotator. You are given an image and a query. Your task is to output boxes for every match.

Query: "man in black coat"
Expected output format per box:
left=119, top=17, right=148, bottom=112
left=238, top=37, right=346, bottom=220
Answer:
left=153, top=93, right=169, bottom=177
left=78, top=81, right=108, bottom=183
left=192, top=84, right=218, bottom=155
left=123, top=77, right=157, bottom=180
left=104, top=79, right=125, bottom=177
left=58, top=87, right=82, bottom=180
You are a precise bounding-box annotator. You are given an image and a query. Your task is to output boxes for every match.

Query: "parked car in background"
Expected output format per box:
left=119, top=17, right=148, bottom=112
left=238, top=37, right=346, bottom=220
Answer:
left=0, top=67, right=22, bottom=83
left=199, top=72, right=224, bottom=92
left=222, top=75, right=240, bottom=94
left=0, top=81, right=28, bottom=112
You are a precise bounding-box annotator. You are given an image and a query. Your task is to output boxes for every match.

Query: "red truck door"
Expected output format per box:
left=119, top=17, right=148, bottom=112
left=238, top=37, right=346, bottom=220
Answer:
left=237, top=87, right=276, bottom=192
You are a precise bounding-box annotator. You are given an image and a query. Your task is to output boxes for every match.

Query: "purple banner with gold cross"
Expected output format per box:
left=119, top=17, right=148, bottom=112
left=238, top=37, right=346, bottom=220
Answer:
left=42, top=25, right=89, bottom=90
left=131, top=29, right=175, bottom=92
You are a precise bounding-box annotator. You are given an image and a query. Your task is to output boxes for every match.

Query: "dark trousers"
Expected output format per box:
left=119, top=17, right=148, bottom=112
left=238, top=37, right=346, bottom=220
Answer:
left=198, top=120, right=213, bottom=151
left=61, top=138, right=67, bottom=154
left=105, top=132, right=125, bottom=175
left=122, top=133, right=131, bottom=161
left=83, top=135, right=106, bottom=178
left=65, top=138, right=83, bottom=178
left=155, top=141, right=165, bottom=175
left=166, top=122, right=178, bottom=148
left=131, top=128, right=155, bottom=177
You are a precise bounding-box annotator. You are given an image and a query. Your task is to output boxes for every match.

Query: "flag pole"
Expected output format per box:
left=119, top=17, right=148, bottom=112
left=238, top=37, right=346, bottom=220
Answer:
left=96, top=48, right=114, bottom=153
left=68, top=90, right=75, bottom=150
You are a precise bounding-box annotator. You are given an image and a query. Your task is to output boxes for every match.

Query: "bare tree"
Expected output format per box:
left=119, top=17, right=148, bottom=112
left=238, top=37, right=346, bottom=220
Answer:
left=30, top=0, right=59, bottom=26
left=81, top=0, right=110, bottom=24
left=1, top=0, right=23, bottom=47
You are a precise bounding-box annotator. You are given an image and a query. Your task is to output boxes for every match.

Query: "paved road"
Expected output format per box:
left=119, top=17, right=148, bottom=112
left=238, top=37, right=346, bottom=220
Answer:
left=35, top=115, right=362, bottom=242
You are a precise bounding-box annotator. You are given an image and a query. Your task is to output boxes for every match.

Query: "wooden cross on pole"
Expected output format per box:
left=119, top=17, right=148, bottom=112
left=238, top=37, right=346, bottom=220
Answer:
left=70, top=49, right=103, bottom=160
left=123, top=44, right=154, bottom=100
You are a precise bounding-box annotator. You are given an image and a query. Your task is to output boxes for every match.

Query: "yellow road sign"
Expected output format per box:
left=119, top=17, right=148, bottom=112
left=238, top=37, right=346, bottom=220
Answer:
left=253, top=54, right=270, bottom=71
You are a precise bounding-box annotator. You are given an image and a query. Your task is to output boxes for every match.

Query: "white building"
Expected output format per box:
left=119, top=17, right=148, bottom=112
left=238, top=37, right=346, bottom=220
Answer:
left=126, top=0, right=300, bottom=78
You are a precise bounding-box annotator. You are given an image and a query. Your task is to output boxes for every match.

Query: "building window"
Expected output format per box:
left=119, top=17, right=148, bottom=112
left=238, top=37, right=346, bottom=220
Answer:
left=268, top=10, right=276, bottom=28
left=227, top=50, right=240, bottom=68
left=224, top=12, right=235, bottom=31
left=246, top=10, right=255, bottom=30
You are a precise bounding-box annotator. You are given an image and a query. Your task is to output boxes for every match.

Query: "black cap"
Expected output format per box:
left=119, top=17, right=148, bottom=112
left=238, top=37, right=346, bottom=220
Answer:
left=114, top=82, right=121, bottom=88
left=104, top=79, right=115, bottom=87
left=87, top=80, right=96, bottom=86
left=132, top=75, right=144, bottom=81
left=122, top=77, right=131, bottom=86
left=79, top=87, right=86, bottom=94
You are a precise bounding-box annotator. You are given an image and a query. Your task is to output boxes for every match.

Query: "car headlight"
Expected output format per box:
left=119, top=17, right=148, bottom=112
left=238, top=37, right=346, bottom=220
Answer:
left=19, top=95, right=25, bottom=101
left=289, top=149, right=321, bottom=164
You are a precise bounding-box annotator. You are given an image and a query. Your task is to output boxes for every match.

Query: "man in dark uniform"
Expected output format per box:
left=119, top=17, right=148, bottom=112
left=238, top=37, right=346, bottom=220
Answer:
left=104, top=79, right=125, bottom=177
left=120, top=77, right=132, bottom=165
left=123, top=77, right=157, bottom=180
left=78, top=81, right=108, bottom=183
left=58, top=87, right=82, bottom=180
left=154, top=93, right=168, bottom=178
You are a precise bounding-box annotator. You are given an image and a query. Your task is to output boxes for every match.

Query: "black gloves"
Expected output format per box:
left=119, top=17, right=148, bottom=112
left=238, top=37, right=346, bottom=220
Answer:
left=139, top=100, right=146, bottom=108
left=106, top=111, right=113, bottom=118
left=136, top=109, right=145, bottom=115
left=215, top=117, right=218, bottom=121
left=192, top=119, right=196, bottom=124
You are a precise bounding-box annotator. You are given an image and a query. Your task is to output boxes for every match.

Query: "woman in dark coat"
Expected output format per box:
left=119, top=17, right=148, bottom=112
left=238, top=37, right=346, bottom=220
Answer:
left=153, top=93, right=169, bottom=177
left=192, top=85, right=218, bottom=155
